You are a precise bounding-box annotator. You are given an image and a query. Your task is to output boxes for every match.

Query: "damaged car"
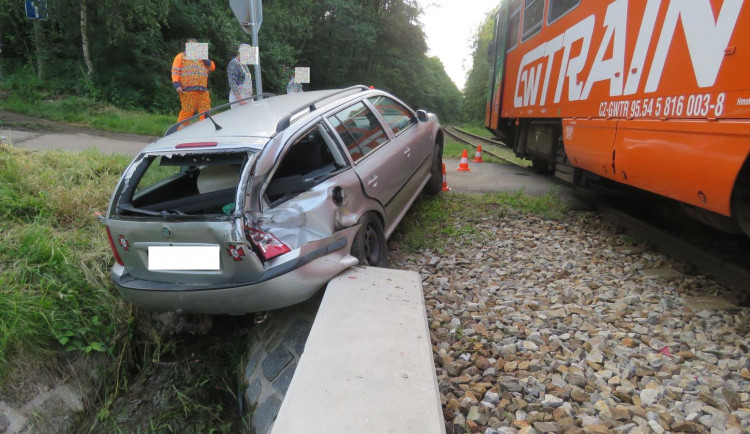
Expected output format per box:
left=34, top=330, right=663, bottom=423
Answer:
left=105, top=86, right=444, bottom=314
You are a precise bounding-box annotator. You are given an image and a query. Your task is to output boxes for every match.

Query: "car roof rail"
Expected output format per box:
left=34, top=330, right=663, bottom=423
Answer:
left=164, top=93, right=276, bottom=136
left=274, top=85, right=370, bottom=135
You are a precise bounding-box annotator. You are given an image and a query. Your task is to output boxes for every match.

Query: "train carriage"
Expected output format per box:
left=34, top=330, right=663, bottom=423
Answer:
left=485, top=0, right=750, bottom=236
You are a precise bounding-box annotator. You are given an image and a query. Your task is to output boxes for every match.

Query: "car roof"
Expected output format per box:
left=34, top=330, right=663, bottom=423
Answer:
left=144, top=86, right=374, bottom=154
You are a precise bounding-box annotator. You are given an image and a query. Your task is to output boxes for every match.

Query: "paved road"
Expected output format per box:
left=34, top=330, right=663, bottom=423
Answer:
left=2, top=128, right=154, bottom=157
left=441, top=158, right=564, bottom=196
left=1, top=111, right=157, bottom=157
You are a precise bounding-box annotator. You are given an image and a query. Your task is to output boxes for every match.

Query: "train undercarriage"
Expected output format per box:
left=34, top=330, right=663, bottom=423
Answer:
left=491, top=118, right=750, bottom=238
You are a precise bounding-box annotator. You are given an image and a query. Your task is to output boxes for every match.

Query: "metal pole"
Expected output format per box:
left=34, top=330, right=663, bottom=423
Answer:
left=249, top=0, right=263, bottom=97
left=252, top=26, right=262, bottom=97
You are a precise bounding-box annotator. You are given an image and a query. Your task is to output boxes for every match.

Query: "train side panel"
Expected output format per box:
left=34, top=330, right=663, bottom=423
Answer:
left=489, top=0, right=750, bottom=219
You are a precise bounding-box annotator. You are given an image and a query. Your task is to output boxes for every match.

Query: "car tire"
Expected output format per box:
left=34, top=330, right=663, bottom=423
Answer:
left=351, top=212, right=388, bottom=267
left=423, top=141, right=444, bottom=196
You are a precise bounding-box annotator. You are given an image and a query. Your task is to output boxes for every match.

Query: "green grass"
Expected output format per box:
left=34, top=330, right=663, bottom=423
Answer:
left=2, top=93, right=174, bottom=137
left=444, top=136, right=531, bottom=167
left=391, top=191, right=568, bottom=252
left=457, top=123, right=497, bottom=140
left=0, top=142, right=133, bottom=377
left=443, top=137, right=506, bottom=164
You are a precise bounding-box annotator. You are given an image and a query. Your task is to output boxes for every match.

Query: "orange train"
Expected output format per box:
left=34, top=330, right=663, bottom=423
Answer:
left=485, top=0, right=750, bottom=236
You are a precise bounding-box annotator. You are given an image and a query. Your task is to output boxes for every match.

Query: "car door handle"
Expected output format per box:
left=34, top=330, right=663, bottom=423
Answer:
left=403, top=147, right=411, bottom=157
left=367, top=175, right=378, bottom=187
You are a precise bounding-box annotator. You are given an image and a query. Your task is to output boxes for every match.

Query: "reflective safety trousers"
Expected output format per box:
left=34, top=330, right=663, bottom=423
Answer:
left=177, top=90, right=211, bottom=123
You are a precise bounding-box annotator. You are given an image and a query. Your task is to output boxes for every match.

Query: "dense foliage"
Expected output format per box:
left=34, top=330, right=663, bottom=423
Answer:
left=461, top=10, right=495, bottom=123
left=0, top=0, right=463, bottom=122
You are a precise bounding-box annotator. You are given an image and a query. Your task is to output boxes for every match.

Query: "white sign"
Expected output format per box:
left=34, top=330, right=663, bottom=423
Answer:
left=185, top=43, right=208, bottom=60
left=148, top=245, right=220, bottom=271
left=295, top=67, right=310, bottom=84
left=240, top=45, right=259, bottom=65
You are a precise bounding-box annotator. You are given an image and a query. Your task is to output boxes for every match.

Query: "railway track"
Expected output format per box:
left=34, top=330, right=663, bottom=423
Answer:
left=442, top=125, right=512, bottom=163
left=444, top=125, right=750, bottom=300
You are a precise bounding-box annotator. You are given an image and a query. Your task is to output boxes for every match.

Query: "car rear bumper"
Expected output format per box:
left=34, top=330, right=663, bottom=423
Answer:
left=112, top=235, right=359, bottom=314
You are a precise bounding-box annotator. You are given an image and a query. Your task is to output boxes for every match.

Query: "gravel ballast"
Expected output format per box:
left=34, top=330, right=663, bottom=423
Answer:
left=390, top=208, right=750, bottom=434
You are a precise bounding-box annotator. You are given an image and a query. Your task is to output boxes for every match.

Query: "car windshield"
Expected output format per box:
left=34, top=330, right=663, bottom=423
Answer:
left=117, top=150, right=255, bottom=217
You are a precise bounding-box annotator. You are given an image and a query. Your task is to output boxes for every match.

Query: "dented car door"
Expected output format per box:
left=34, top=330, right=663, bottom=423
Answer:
left=252, top=122, right=365, bottom=254
left=326, top=102, right=411, bottom=211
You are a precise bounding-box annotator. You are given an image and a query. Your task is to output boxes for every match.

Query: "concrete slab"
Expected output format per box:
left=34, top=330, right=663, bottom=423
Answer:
left=442, top=157, right=565, bottom=196
left=272, top=266, right=444, bottom=434
left=1, top=128, right=151, bottom=157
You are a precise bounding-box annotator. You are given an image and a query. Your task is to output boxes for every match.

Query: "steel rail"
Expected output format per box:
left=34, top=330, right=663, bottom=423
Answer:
left=449, top=126, right=506, bottom=146
left=442, top=125, right=513, bottom=164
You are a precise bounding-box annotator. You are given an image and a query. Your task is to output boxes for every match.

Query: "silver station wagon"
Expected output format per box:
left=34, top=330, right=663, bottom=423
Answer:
left=105, top=86, right=444, bottom=314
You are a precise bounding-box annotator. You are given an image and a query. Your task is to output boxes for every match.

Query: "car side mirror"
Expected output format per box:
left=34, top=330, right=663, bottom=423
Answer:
left=416, top=110, right=428, bottom=123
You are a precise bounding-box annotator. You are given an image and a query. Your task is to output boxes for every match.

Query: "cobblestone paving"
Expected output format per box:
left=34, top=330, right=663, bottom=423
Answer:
left=390, top=209, right=750, bottom=434
left=243, top=294, right=321, bottom=434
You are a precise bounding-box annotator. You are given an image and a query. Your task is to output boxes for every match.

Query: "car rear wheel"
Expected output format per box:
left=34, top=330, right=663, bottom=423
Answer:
left=423, top=141, right=443, bottom=196
left=351, top=212, right=388, bottom=267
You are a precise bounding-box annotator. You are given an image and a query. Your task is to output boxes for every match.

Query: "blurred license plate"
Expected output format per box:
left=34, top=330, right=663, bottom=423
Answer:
left=148, top=246, right=220, bottom=271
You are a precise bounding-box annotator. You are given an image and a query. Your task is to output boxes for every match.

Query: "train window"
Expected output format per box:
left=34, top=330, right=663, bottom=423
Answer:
left=547, top=0, right=580, bottom=24
left=521, top=0, right=544, bottom=41
left=507, top=0, right=521, bottom=51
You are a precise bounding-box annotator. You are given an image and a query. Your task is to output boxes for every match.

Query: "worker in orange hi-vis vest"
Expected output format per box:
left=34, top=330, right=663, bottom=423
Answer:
left=171, top=38, right=216, bottom=125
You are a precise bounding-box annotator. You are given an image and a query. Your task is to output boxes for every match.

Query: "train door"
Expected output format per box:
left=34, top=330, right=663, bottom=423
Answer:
left=486, top=0, right=518, bottom=134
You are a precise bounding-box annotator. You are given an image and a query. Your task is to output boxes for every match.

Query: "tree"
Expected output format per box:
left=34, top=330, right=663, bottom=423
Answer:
left=80, top=0, right=93, bottom=76
left=462, top=11, right=495, bottom=123
left=0, top=0, right=463, bottom=121
left=418, top=56, right=462, bottom=124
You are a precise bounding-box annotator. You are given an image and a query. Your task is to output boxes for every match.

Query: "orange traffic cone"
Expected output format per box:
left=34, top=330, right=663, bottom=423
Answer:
left=472, top=145, right=484, bottom=163
left=441, top=163, right=451, bottom=191
left=457, top=149, right=471, bottom=171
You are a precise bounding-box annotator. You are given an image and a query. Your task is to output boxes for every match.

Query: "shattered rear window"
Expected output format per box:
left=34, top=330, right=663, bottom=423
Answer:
left=119, top=151, right=255, bottom=216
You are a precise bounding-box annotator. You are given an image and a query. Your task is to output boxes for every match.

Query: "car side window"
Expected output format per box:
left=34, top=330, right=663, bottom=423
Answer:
left=367, top=96, right=415, bottom=136
left=328, top=102, right=388, bottom=163
left=265, top=124, right=346, bottom=206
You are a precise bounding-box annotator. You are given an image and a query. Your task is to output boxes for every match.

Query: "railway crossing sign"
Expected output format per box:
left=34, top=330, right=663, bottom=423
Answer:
left=229, top=0, right=262, bottom=34
left=25, top=0, right=48, bottom=20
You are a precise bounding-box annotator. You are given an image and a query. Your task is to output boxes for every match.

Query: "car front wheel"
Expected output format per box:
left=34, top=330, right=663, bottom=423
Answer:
left=423, top=141, right=443, bottom=196
left=351, top=212, right=388, bottom=267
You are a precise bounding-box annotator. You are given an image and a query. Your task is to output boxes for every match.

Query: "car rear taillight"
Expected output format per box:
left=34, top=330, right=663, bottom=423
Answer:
left=106, top=226, right=125, bottom=266
left=245, top=227, right=291, bottom=261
